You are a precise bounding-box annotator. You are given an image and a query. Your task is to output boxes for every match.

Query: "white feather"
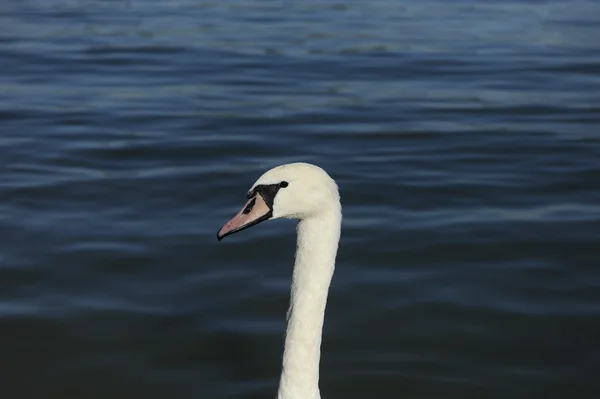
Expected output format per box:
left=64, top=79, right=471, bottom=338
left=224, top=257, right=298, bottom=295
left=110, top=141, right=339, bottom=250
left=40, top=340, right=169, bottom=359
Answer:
left=251, top=162, right=342, bottom=399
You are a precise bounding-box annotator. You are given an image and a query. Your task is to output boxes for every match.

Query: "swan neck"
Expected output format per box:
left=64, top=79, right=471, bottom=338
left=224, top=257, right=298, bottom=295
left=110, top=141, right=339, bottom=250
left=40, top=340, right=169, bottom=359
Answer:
left=277, top=210, right=341, bottom=399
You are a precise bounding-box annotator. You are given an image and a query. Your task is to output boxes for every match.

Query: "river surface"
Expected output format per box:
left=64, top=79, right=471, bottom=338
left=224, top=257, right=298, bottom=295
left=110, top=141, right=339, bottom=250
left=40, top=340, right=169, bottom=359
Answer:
left=1, top=1, right=600, bottom=398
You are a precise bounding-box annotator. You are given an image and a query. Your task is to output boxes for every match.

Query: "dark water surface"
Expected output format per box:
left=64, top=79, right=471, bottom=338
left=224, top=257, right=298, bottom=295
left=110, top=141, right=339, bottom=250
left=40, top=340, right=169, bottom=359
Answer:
left=1, top=1, right=600, bottom=398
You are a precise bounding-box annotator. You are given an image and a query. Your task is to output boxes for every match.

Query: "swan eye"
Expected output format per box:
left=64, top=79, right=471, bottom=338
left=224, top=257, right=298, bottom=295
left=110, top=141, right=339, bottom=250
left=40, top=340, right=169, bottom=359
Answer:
left=243, top=197, right=256, bottom=214
left=280, top=181, right=289, bottom=188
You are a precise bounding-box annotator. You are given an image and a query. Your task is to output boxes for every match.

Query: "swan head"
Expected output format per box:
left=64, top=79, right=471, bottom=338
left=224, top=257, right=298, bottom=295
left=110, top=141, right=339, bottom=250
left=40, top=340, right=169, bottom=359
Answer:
left=217, top=162, right=340, bottom=240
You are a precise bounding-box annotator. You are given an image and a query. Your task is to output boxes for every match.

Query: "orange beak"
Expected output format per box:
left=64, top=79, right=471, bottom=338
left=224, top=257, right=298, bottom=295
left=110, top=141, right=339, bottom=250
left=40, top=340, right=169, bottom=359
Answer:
left=217, top=193, right=273, bottom=241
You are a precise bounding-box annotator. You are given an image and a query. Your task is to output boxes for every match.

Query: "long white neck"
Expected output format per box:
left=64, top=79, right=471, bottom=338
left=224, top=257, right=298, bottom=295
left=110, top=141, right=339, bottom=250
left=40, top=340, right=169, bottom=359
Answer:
left=277, top=208, right=342, bottom=399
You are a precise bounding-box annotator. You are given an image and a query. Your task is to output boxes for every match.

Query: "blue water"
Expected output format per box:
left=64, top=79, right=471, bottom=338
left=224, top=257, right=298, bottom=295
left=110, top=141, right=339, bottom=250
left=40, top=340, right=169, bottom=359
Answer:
left=1, top=1, right=600, bottom=398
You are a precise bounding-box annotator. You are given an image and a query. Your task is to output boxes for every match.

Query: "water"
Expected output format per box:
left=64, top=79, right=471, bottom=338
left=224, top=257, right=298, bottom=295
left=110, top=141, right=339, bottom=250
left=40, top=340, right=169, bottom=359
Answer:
left=1, top=0, right=600, bottom=397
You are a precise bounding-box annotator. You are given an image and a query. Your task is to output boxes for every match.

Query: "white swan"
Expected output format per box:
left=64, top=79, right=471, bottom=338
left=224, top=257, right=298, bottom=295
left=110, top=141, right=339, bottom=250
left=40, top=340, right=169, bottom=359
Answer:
left=218, top=162, right=342, bottom=399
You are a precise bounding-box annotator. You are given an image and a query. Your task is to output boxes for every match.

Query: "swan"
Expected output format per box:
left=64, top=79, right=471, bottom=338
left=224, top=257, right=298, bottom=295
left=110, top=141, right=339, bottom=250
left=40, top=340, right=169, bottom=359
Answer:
left=217, top=162, right=342, bottom=399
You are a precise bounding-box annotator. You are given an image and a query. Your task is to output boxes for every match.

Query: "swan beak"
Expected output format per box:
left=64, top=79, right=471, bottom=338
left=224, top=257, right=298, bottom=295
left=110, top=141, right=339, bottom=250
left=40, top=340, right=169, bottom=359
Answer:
left=217, top=193, right=273, bottom=241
